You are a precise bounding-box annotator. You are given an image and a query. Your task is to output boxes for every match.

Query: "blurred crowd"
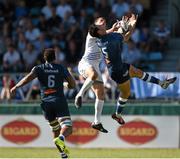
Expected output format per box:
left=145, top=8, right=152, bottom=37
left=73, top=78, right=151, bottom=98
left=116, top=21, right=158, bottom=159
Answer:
left=0, top=0, right=172, bottom=101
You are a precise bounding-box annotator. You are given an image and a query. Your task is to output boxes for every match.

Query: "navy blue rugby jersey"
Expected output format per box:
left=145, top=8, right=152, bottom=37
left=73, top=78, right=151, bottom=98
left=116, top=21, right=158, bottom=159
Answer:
left=96, top=32, right=124, bottom=70
left=31, top=63, right=70, bottom=100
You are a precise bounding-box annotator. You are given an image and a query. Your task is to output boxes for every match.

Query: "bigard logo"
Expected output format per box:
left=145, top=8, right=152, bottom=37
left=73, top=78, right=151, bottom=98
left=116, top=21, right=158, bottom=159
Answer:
left=1, top=119, right=40, bottom=144
left=66, top=119, right=99, bottom=144
left=118, top=119, right=158, bottom=145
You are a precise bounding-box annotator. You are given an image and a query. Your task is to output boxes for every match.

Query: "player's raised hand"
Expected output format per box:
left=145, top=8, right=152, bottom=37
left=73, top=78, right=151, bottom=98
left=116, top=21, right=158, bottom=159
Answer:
left=128, top=13, right=138, bottom=27
left=10, top=86, right=17, bottom=95
left=111, top=21, right=120, bottom=31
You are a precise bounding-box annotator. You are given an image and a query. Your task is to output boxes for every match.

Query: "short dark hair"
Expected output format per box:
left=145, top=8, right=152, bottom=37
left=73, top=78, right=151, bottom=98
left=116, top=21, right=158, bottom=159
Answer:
left=88, top=24, right=100, bottom=38
left=43, top=48, right=56, bottom=62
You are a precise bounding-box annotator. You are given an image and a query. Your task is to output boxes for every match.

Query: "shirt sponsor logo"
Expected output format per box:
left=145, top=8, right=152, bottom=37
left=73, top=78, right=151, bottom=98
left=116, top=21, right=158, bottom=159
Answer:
left=66, top=119, right=99, bottom=144
left=118, top=119, right=158, bottom=145
left=1, top=119, right=40, bottom=144
left=44, top=69, right=59, bottom=73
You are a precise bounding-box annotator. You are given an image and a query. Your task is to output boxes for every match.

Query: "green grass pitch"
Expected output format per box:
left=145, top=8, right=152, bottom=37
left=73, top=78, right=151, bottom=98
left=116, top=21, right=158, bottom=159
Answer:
left=0, top=148, right=180, bottom=158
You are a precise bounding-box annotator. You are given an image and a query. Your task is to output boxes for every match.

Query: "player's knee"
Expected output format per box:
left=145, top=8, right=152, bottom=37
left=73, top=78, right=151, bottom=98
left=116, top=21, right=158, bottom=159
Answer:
left=59, top=118, right=72, bottom=129
left=49, top=119, right=60, bottom=132
left=129, top=65, right=143, bottom=78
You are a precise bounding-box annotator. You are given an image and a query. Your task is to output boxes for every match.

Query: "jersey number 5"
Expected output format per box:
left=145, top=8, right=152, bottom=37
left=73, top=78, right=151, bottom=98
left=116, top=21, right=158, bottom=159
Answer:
left=48, top=75, right=55, bottom=87
left=101, top=46, right=108, bottom=59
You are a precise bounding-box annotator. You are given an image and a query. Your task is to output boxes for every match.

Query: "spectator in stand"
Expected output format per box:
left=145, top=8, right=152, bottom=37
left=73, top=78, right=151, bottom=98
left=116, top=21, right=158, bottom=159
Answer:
left=56, top=0, right=72, bottom=20
left=25, top=20, right=41, bottom=42
left=122, top=39, right=142, bottom=66
left=14, top=0, right=28, bottom=20
left=0, top=73, right=15, bottom=101
left=80, top=1, right=94, bottom=17
left=41, top=0, right=54, bottom=20
left=37, top=14, right=48, bottom=32
left=2, top=20, right=13, bottom=37
left=130, top=0, right=143, bottom=15
left=3, top=44, right=22, bottom=72
left=78, top=9, right=89, bottom=31
left=111, top=0, right=130, bottom=18
left=96, top=0, right=111, bottom=18
left=34, top=33, right=51, bottom=53
left=152, top=20, right=170, bottom=52
left=47, top=7, right=62, bottom=32
left=2, top=0, right=14, bottom=21
left=139, top=25, right=151, bottom=53
left=66, top=39, right=80, bottom=69
left=17, top=32, right=27, bottom=53
left=66, top=22, right=83, bottom=52
left=131, top=27, right=140, bottom=45
left=55, top=45, right=66, bottom=65
left=0, top=7, right=5, bottom=27
left=22, top=43, right=38, bottom=71
left=63, top=10, right=76, bottom=31
left=18, top=16, right=29, bottom=32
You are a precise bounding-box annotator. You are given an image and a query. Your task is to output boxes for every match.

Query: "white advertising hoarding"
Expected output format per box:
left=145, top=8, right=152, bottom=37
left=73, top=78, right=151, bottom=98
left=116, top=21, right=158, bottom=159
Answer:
left=0, top=115, right=179, bottom=148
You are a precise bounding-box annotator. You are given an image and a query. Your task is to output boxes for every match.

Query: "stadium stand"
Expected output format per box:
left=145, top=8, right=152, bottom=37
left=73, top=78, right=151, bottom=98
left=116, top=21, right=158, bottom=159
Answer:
left=0, top=0, right=179, bottom=102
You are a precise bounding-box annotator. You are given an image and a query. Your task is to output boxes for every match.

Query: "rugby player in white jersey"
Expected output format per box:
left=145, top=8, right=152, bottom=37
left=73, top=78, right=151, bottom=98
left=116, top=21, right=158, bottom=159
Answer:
left=75, top=17, right=120, bottom=133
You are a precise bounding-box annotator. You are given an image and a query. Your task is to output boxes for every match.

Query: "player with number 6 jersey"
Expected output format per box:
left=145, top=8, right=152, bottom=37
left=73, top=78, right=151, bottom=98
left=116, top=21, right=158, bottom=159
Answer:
left=10, top=48, right=76, bottom=159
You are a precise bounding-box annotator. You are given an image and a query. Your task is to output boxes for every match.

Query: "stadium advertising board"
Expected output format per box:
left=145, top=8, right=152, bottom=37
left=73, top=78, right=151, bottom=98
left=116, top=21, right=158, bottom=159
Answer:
left=66, top=119, right=99, bottom=144
left=0, top=115, right=179, bottom=148
left=118, top=119, right=158, bottom=145
left=1, top=119, right=40, bottom=144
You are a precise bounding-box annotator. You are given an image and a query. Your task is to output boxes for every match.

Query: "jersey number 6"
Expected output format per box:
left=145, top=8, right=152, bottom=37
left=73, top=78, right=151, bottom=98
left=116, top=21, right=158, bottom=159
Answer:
left=48, top=75, right=55, bottom=87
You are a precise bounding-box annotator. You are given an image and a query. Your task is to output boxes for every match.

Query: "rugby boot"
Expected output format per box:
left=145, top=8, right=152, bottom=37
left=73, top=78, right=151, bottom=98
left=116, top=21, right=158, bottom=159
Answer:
left=112, top=113, right=125, bottom=125
left=74, top=96, right=82, bottom=109
left=91, top=122, right=108, bottom=133
left=161, top=77, right=177, bottom=89
left=54, top=137, right=69, bottom=156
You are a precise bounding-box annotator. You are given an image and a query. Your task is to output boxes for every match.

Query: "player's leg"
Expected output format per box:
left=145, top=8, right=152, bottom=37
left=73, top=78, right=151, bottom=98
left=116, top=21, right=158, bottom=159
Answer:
left=53, top=98, right=72, bottom=158
left=50, top=118, right=72, bottom=158
left=129, top=65, right=177, bottom=88
left=112, top=80, right=131, bottom=125
left=54, top=117, right=72, bottom=156
left=91, top=82, right=108, bottom=133
left=40, top=102, right=68, bottom=158
left=75, top=61, right=98, bottom=108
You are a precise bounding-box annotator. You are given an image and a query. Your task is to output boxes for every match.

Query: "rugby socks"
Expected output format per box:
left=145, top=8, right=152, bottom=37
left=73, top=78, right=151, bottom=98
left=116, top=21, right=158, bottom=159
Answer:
left=94, top=99, right=104, bottom=124
left=77, top=77, right=94, bottom=97
left=61, top=152, right=68, bottom=158
left=116, top=97, right=127, bottom=115
left=141, top=72, right=161, bottom=85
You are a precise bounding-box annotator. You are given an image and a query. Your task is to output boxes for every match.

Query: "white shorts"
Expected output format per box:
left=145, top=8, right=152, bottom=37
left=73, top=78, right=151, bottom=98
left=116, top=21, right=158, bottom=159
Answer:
left=78, top=59, right=103, bottom=82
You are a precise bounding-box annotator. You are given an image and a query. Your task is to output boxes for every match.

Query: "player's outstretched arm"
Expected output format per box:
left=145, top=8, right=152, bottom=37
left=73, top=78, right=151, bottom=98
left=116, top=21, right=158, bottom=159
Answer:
left=106, top=21, right=119, bottom=33
left=117, top=14, right=138, bottom=42
left=10, top=72, right=36, bottom=94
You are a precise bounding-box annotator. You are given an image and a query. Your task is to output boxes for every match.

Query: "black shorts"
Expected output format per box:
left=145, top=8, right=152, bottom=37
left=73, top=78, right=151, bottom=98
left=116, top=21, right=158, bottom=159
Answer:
left=108, top=63, right=130, bottom=84
left=40, top=97, right=70, bottom=122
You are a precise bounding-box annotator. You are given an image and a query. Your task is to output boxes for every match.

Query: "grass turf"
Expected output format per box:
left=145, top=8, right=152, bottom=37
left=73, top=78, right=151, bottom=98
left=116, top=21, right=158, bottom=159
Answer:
left=0, top=148, right=180, bottom=158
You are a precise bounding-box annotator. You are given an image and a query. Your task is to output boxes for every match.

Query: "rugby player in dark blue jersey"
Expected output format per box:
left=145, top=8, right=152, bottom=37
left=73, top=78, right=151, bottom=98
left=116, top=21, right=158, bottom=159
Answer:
left=88, top=14, right=177, bottom=125
left=10, top=48, right=76, bottom=158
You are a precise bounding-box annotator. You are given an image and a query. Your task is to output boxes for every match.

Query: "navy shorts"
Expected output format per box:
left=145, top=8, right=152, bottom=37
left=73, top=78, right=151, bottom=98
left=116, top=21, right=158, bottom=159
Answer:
left=40, top=97, right=70, bottom=122
left=108, top=63, right=130, bottom=84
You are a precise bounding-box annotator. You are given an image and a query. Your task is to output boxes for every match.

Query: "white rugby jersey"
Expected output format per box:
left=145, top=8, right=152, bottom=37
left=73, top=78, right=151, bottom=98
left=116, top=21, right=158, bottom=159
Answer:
left=82, top=32, right=102, bottom=62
